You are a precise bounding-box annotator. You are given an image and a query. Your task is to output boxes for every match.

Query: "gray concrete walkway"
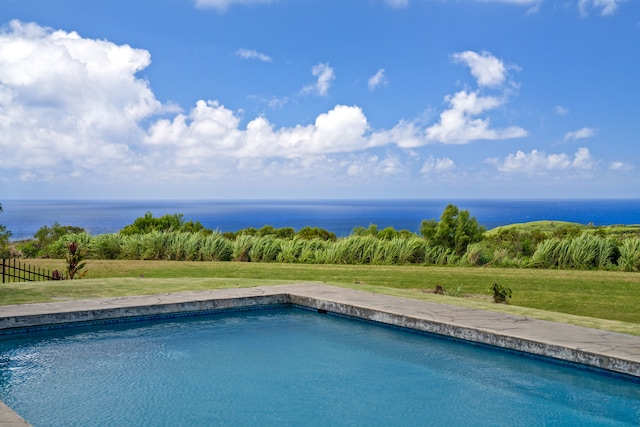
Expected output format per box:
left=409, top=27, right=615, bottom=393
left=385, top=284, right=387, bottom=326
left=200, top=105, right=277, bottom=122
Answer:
left=1, top=283, right=639, bottom=425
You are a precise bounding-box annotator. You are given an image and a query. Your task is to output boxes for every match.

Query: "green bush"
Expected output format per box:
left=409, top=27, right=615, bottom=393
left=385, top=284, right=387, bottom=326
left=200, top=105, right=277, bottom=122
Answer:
left=618, top=238, right=640, bottom=272
left=0, top=203, right=11, bottom=257
left=490, top=283, right=512, bottom=303
left=200, top=233, right=233, bottom=261
left=48, top=232, right=92, bottom=258
left=296, top=226, right=337, bottom=241
left=277, top=238, right=305, bottom=263
left=91, top=234, right=123, bottom=259
left=120, top=212, right=210, bottom=235
left=248, top=236, right=282, bottom=262
left=120, top=235, right=145, bottom=260
left=16, top=241, right=39, bottom=258
left=232, top=235, right=254, bottom=262
left=420, top=204, right=485, bottom=255
left=21, top=222, right=86, bottom=258
left=463, top=243, right=492, bottom=266
left=531, top=233, right=618, bottom=270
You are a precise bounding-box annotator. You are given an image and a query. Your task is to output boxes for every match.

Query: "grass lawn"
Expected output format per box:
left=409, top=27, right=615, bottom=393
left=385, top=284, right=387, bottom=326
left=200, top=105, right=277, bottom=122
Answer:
left=2, top=259, right=639, bottom=336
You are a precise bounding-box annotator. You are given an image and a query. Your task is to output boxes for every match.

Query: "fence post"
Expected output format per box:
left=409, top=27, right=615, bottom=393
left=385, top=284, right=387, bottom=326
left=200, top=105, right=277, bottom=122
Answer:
left=2, top=258, right=4, bottom=284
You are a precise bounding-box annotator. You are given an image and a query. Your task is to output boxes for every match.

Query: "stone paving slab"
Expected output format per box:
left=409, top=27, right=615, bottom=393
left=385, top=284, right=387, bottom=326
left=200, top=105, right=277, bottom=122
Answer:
left=0, top=402, right=30, bottom=426
left=1, top=283, right=639, bottom=425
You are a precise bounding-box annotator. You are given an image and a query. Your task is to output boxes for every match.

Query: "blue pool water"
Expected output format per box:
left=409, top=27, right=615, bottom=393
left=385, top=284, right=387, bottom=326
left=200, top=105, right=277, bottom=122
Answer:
left=0, top=308, right=639, bottom=426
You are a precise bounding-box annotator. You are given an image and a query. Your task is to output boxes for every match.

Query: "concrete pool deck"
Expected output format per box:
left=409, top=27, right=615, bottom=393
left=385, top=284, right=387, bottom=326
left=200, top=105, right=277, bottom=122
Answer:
left=1, top=283, right=639, bottom=424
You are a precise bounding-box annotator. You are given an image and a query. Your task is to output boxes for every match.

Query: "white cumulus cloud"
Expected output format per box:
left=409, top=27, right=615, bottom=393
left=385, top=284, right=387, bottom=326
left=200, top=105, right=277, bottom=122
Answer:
left=195, top=0, right=273, bottom=12
left=578, top=0, right=627, bottom=16
left=344, top=153, right=406, bottom=178
left=420, top=156, right=455, bottom=174
left=477, top=0, right=539, bottom=4
left=478, top=0, right=541, bottom=13
left=385, top=0, right=409, bottom=8
left=301, top=63, right=335, bottom=96
left=452, top=51, right=508, bottom=88
left=368, top=68, right=387, bottom=91
left=0, top=20, right=167, bottom=178
left=425, top=90, right=527, bottom=144
left=368, top=50, right=526, bottom=146
left=563, top=127, right=597, bottom=141
left=494, top=147, right=594, bottom=173
left=609, top=161, right=632, bottom=171
left=145, top=101, right=371, bottom=161
left=235, top=48, right=272, bottom=62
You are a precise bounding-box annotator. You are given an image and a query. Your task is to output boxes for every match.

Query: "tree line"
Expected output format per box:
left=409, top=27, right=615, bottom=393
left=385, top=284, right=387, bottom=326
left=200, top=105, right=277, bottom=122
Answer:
left=4, top=204, right=640, bottom=272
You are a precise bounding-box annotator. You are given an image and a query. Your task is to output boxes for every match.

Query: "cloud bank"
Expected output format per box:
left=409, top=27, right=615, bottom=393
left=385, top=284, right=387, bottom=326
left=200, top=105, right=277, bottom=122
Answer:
left=492, top=147, right=594, bottom=173
left=2, top=20, right=623, bottom=198
left=0, top=20, right=168, bottom=182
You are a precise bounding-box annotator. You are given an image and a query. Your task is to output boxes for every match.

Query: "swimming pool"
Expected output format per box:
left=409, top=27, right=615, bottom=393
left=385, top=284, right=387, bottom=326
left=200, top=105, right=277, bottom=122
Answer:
left=1, top=307, right=639, bottom=426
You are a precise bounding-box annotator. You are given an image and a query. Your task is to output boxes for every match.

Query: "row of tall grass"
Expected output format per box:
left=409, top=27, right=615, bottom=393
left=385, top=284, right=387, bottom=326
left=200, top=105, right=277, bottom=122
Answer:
left=46, top=230, right=640, bottom=271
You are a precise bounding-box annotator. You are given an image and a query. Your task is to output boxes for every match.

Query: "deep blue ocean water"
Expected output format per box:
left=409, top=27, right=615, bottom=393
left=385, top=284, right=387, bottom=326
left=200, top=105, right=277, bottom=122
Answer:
left=2, top=199, right=640, bottom=240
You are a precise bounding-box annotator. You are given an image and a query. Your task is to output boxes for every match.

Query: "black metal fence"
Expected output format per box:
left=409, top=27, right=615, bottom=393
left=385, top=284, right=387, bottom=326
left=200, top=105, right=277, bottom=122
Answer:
left=1, top=258, right=62, bottom=283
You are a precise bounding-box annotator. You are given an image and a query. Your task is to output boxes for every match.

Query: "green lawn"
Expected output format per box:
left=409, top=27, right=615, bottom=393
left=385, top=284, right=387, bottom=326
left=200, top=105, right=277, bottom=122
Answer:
left=2, top=259, right=639, bottom=336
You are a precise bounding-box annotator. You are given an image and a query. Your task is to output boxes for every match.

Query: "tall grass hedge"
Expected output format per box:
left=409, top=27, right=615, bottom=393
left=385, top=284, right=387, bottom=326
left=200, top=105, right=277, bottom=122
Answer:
left=35, top=229, right=640, bottom=271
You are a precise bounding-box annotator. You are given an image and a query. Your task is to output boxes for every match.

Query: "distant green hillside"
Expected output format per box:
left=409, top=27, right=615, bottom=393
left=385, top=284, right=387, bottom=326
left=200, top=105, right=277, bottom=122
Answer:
left=487, top=220, right=640, bottom=237
left=486, top=221, right=584, bottom=235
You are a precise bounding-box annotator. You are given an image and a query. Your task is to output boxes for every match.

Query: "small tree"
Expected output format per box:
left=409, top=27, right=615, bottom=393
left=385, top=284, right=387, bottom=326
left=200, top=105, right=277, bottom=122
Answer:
left=32, top=222, right=85, bottom=257
left=296, top=226, right=337, bottom=241
left=66, top=242, right=88, bottom=279
left=120, top=212, right=210, bottom=235
left=0, top=203, right=11, bottom=258
left=420, top=204, right=485, bottom=255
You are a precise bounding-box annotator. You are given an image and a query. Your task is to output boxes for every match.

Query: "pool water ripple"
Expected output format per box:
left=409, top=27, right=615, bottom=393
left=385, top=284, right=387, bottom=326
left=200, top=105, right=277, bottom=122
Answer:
left=0, top=308, right=639, bottom=426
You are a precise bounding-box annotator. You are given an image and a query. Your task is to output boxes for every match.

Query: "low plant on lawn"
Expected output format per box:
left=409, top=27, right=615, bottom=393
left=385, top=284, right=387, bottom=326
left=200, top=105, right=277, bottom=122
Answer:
left=66, top=241, right=88, bottom=279
left=490, top=283, right=512, bottom=304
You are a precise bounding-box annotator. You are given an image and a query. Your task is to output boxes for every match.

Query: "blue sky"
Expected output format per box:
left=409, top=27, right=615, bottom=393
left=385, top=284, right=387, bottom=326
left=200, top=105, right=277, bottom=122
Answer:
left=0, top=0, right=638, bottom=200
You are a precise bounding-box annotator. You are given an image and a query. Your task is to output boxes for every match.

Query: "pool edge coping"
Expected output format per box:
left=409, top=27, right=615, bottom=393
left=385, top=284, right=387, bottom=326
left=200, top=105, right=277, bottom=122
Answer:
left=1, top=283, right=639, bottom=425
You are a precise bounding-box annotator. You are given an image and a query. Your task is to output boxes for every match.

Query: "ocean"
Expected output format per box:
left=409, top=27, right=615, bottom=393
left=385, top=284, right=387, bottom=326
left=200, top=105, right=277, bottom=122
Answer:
left=2, top=199, right=640, bottom=241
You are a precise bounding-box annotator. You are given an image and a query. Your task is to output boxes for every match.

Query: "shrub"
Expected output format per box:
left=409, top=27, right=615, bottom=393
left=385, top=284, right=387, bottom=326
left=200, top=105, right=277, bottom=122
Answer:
left=141, top=231, right=171, bottom=260
left=618, top=238, right=640, bottom=272
left=423, top=244, right=456, bottom=265
left=200, top=233, right=233, bottom=261
left=0, top=203, right=11, bottom=257
left=490, top=283, right=512, bottom=303
left=277, top=239, right=305, bottom=263
left=297, top=239, right=327, bottom=263
left=463, top=243, right=492, bottom=266
left=31, top=222, right=85, bottom=257
left=232, top=235, right=255, bottom=262
left=248, top=236, right=282, bottom=262
left=16, top=241, right=39, bottom=258
left=120, top=212, right=210, bottom=235
left=65, top=241, right=87, bottom=279
left=91, top=234, right=123, bottom=259
left=48, top=232, right=92, bottom=258
left=420, top=204, right=485, bottom=255
left=296, top=226, right=337, bottom=241
left=532, top=233, right=618, bottom=270
left=120, top=234, right=145, bottom=260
